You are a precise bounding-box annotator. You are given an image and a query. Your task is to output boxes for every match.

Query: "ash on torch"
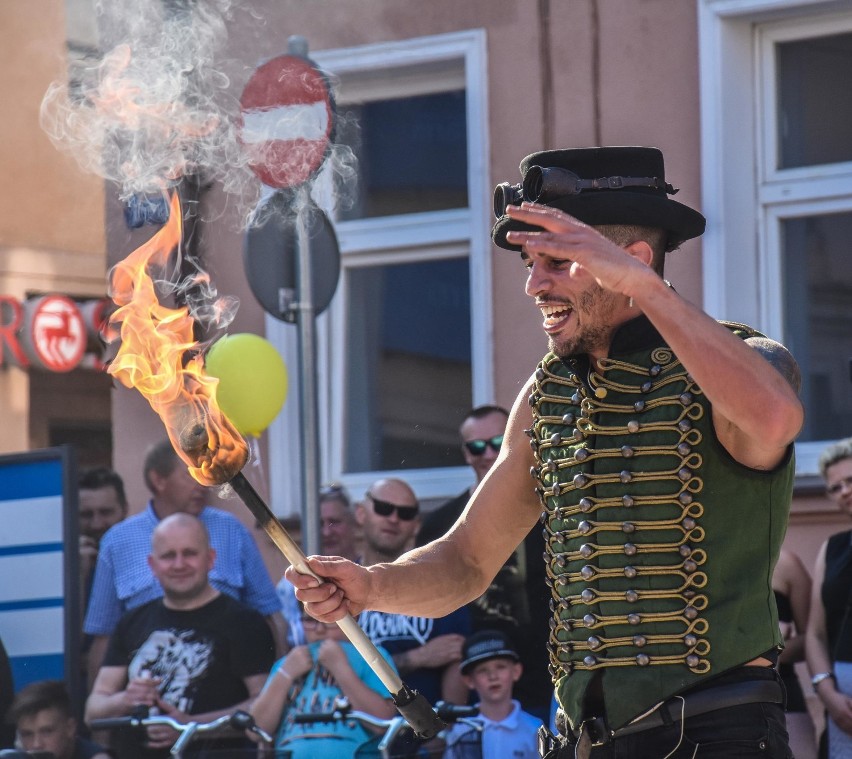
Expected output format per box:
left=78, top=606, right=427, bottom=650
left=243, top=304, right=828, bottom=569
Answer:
left=227, top=471, right=446, bottom=738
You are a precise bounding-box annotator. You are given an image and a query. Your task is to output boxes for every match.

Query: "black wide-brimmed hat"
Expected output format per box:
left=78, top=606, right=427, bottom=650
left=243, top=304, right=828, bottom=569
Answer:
left=492, top=146, right=705, bottom=251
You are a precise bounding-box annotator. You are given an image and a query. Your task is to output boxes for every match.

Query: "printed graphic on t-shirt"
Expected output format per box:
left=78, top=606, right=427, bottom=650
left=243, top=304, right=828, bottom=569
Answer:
left=128, top=629, right=213, bottom=712
left=358, top=611, right=434, bottom=645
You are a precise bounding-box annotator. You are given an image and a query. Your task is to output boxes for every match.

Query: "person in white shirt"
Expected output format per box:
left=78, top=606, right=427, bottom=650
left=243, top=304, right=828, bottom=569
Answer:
left=443, top=630, right=542, bottom=759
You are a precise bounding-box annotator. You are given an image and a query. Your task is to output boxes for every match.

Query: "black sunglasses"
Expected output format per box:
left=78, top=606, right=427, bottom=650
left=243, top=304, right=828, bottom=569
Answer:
left=367, top=494, right=419, bottom=521
left=463, top=435, right=504, bottom=456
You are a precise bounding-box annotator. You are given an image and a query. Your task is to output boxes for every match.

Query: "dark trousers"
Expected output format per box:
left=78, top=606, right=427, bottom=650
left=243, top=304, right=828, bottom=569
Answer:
left=542, top=666, right=793, bottom=759
left=546, top=701, right=792, bottom=758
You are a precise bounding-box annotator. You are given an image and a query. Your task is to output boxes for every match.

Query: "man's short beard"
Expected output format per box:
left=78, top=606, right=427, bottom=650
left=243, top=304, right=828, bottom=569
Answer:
left=549, top=285, right=619, bottom=359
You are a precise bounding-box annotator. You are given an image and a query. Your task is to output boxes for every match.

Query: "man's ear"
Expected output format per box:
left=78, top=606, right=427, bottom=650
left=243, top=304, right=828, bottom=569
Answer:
left=625, top=240, right=655, bottom=268
left=354, top=502, right=367, bottom=526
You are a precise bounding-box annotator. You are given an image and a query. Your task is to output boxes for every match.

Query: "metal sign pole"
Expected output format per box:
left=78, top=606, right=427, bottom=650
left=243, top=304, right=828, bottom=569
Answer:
left=295, top=188, right=321, bottom=556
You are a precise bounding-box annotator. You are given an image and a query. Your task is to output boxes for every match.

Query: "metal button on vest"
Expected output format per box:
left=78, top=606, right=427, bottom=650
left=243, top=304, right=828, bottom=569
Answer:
left=684, top=634, right=698, bottom=647
left=682, top=517, right=696, bottom=530
left=623, top=565, right=637, bottom=579
left=684, top=560, right=698, bottom=573
left=686, top=654, right=700, bottom=668
left=578, top=520, right=592, bottom=534
left=571, top=391, right=582, bottom=404
left=562, top=413, right=575, bottom=425
left=620, top=470, right=633, bottom=483
left=627, top=613, right=641, bottom=625
left=529, top=466, right=538, bottom=478
left=678, top=468, right=692, bottom=481
left=684, top=606, right=699, bottom=620
left=677, top=442, right=691, bottom=456
left=556, top=575, right=568, bottom=587
left=530, top=439, right=539, bottom=451
left=583, top=614, right=596, bottom=627
left=680, top=392, right=693, bottom=405
left=634, top=400, right=646, bottom=412
left=636, top=654, right=650, bottom=666
left=587, top=636, right=602, bottom=650
left=678, top=419, right=692, bottom=432
left=580, top=565, right=596, bottom=580
left=528, top=393, right=538, bottom=406
left=580, top=544, right=594, bottom=558
left=627, top=420, right=640, bottom=433
left=625, top=589, right=639, bottom=603
left=524, top=427, right=534, bottom=438
left=536, top=368, right=546, bottom=380
left=573, top=429, right=585, bottom=441
left=575, top=448, right=589, bottom=462
left=574, top=473, right=589, bottom=487
left=641, top=381, right=653, bottom=393
left=548, top=460, right=558, bottom=472
left=584, top=655, right=597, bottom=667
left=679, top=545, right=692, bottom=557
left=621, top=445, right=635, bottom=458
left=579, top=497, right=593, bottom=512
left=551, top=483, right=561, bottom=497
left=649, top=364, right=662, bottom=376
left=550, top=433, right=563, bottom=446
left=622, top=494, right=635, bottom=507
left=678, top=492, right=693, bottom=505
left=594, top=386, right=607, bottom=399
left=623, top=543, right=637, bottom=556
left=622, top=522, right=636, bottom=534
left=581, top=589, right=596, bottom=603
left=633, top=635, right=647, bottom=647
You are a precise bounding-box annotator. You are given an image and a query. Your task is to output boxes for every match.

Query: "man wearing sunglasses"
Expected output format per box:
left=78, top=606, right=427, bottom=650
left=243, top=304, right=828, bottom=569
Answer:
left=356, top=477, right=471, bottom=706
left=290, top=147, right=804, bottom=758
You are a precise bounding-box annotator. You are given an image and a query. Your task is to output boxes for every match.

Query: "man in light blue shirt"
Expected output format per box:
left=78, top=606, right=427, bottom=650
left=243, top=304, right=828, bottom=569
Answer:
left=84, top=440, right=284, bottom=682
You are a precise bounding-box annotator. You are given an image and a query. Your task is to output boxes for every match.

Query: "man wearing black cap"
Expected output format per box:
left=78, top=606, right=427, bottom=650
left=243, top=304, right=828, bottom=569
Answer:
left=289, top=147, right=804, bottom=758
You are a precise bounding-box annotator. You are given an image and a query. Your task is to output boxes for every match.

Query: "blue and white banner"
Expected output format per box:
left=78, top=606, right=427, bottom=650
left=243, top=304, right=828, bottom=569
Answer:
left=0, top=448, right=78, bottom=693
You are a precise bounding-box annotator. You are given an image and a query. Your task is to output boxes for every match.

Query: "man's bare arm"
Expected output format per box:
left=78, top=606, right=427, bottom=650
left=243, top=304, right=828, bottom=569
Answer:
left=505, top=203, right=804, bottom=470
left=291, top=385, right=542, bottom=621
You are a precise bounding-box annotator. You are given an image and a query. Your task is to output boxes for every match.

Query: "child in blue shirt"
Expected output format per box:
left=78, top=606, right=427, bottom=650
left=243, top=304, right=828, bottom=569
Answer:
left=443, top=630, right=542, bottom=759
left=251, top=608, right=396, bottom=759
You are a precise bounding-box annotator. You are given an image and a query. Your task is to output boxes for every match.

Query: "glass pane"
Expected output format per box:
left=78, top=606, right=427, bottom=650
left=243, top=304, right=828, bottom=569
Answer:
left=344, top=257, right=472, bottom=472
left=337, top=91, right=468, bottom=219
left=781, top=211, right=852, bottom=441
left=776, top=32, right=852, bottom=169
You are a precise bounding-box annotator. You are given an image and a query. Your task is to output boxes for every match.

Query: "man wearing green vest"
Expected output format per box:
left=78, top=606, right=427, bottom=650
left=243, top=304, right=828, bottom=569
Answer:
left=288, top=147, right=804, bottom=758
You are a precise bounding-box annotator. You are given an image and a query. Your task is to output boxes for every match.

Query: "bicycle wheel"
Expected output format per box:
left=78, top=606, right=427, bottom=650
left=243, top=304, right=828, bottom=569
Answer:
left=439, top=725, right=483, bottom=759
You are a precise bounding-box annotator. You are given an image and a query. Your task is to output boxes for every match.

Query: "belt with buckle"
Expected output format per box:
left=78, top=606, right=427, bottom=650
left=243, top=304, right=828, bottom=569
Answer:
left=563, top=677, right=784, bottom=748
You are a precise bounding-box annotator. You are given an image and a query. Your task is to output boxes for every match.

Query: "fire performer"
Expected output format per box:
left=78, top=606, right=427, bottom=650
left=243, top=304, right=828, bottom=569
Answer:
left=288, top=147, right=804, bottom=758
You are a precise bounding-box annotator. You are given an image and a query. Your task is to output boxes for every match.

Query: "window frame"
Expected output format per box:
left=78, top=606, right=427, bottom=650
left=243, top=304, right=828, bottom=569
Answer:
left=267, top=29, right=491, bottom=514
left=699, top=0, right=852, bottom=477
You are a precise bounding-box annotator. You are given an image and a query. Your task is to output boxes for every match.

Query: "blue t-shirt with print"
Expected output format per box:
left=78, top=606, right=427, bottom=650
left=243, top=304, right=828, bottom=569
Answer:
left=273, top=641, right=396, bottom=759
left=359, top=606, right=471, bottom=704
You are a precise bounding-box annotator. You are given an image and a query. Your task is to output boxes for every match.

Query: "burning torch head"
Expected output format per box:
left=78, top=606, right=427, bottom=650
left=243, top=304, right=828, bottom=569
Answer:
left=175, top=413, right=249, bottom=487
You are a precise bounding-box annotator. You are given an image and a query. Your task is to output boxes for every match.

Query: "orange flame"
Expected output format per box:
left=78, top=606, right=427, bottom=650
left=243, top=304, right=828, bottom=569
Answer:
left=107, top=192, right=248, bottom=485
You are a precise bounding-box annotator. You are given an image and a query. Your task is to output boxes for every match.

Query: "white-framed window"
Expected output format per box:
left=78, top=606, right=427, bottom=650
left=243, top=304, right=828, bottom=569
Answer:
left=267, top=30, right=491, bottom=514
left=699, top=0, right=852, bottom=477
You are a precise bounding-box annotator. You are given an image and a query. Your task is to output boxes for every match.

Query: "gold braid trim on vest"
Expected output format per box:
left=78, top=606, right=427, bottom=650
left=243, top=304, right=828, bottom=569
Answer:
left=529, top=346, right=713, bottom=681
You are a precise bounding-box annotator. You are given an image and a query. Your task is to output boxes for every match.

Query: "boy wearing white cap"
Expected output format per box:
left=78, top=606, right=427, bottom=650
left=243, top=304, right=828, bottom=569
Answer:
left=443, top=630, right=542, bottom=759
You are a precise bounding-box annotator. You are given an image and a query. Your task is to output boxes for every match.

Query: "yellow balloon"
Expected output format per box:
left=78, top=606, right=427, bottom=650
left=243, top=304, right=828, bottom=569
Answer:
left=205, top=333, right=288, bottom=436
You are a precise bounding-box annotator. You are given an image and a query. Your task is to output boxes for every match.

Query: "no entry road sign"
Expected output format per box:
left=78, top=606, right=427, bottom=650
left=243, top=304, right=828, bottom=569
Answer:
left=240, top=55, right=335, bottom=189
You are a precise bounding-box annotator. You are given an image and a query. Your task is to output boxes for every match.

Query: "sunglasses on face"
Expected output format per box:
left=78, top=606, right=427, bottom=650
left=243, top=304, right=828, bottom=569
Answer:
left=367, top=494, right=420, bottom=521
left=463, top=435, right=504, bottom=456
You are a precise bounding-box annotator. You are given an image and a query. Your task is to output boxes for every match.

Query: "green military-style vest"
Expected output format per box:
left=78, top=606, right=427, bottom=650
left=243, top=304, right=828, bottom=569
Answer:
left=529, top=317, right=794, bottom=731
